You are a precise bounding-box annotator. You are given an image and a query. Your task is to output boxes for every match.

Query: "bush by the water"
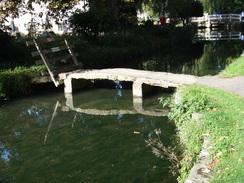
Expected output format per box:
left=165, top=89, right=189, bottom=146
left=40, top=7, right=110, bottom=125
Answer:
left=0, top=67, right=32, bottom=98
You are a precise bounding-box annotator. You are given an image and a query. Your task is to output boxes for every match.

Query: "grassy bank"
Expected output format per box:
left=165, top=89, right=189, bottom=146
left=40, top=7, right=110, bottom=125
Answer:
left=159, top=56, right=244, bottom=182
left=173, top=85, right=244, bottom=182
left=219, top=56, right=244, bottom=78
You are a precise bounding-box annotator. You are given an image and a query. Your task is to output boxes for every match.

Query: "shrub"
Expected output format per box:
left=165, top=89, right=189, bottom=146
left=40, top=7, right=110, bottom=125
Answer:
left=0, top=67, right=32, bottom=98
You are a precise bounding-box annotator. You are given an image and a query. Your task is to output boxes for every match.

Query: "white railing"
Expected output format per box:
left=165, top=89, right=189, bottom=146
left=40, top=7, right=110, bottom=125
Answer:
left=191, top=14, right=242, bottom=23
left=195, top=32, right=242, bottom=40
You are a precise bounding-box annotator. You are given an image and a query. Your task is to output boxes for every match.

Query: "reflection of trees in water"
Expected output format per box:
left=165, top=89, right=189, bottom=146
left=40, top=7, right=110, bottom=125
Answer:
left=181, top=41, right=243, bottom=76
left=142, top=42, right=204, bottom=73
left=142, top=40, right=243, bottom=76
left=0, top=99, right=175, bottom=182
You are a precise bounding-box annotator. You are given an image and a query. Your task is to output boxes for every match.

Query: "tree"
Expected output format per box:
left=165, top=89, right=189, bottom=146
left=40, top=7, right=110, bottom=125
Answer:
left=199, top=0, right=244, bottom=14
left=0, top=0, right=81, bottom=24
left=70, top=0, right=143, bottom=36
left=141, top=0, right=166, bottom=18
left=1, top=0, right=144, bottom=33
left=167, top=0, right=203, bottom=25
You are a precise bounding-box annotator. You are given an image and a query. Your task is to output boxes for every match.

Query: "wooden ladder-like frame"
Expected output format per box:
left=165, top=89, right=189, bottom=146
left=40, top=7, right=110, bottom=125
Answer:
left=26, top=36, right=83, bottom=86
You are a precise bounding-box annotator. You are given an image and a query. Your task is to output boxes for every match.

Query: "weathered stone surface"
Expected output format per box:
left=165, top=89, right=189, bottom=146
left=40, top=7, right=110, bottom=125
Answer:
left=184, top=138, right=212, bottom=183
left=59, top=68, right=196, bottom=95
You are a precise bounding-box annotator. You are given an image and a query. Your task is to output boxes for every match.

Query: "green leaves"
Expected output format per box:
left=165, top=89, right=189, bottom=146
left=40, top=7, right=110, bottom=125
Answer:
left=0, top=67, right=32, bottom=98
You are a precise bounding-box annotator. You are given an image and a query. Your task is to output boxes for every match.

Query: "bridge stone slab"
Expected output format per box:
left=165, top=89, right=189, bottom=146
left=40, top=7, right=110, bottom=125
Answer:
left=60, top=68, right=196, bottom=96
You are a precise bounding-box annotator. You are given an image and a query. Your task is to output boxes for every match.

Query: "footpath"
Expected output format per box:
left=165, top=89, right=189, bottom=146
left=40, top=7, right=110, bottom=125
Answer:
left=196, top=76, right=244, bottom=97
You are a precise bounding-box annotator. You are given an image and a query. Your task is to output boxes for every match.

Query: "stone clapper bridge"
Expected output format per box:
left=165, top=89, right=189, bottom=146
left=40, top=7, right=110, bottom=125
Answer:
left=27, top=36, right=196, bottom=111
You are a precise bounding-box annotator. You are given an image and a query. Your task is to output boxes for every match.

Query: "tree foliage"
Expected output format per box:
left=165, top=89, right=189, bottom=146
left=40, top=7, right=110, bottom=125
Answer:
left=199, top=0, right=244, bottom=14
left=167, top=0, right=203, bottom=25
left=1, top=0, right=243, bottom=29
left=70, top=0, right=141, bottom=37
left=0, top=0, right=80, bottom=23
left=141, top=0, right=165, bottom=18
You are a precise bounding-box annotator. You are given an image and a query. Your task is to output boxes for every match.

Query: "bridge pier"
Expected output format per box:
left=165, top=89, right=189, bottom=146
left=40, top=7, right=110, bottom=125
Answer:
left=133, top=97, right=143, bottom=112
left=64, top=77, right=72, bottom=94
left=65, top=77, right=144, bottom=99
left=65, top=93, right=73, bottom=108
left=132, top=81, right=143, bottom=97
left=64, top=77, right=144, bottom=111
left=65, top=93, right=144, bottom=113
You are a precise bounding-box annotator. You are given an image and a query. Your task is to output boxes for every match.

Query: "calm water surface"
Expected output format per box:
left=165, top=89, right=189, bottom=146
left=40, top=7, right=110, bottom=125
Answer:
left=1, top=36, right=243, bottom=183
left=0, top=88, right=177, bottom=183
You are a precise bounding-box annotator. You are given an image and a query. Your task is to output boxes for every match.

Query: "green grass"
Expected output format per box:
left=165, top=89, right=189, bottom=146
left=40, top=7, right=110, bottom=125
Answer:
left=192, top=85, right=244, bottom=183
left=219, top=56, right=244, bottom=78
left=165, top=84, right=244, bottom=182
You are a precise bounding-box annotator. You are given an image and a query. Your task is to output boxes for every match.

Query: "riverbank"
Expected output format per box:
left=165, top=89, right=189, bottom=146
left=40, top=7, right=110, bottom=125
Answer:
left=0, top=26, right=173, bottom=100
left=168, top=56, right=244, bottom=182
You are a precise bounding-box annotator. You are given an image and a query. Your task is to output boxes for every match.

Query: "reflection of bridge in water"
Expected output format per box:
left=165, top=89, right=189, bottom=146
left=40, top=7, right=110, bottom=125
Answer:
left=43, top=96, right=168, bottom=144
left=63, top=94, right=168, bottom=117
left=195, top=31, right=243, bottom=40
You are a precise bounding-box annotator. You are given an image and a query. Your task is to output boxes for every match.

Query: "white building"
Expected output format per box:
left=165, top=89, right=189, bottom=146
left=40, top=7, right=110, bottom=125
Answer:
left=4, top=1, right=85, bottom=36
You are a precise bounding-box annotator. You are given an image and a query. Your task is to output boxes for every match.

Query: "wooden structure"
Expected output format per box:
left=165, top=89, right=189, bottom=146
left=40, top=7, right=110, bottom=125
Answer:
left=27, top=37, right=196, bottom=99
left=26, top=36, right=83, bottom=86
left=191, top=14, right=242, bottom=27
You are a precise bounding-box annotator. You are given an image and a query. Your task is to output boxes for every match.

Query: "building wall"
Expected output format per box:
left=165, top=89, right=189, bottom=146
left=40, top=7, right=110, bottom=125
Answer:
left=4, top=2, right=85, bottom=36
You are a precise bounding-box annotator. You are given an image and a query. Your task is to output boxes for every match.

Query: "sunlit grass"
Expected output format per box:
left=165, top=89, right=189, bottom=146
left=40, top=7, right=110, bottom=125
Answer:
left=219, top=56, right=244, bottom=78
left=178, top=84, right=244, bottom=183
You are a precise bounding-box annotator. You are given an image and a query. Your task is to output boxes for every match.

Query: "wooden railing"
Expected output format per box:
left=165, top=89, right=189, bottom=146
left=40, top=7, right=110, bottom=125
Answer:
left=191, top=14, right=242, bottom=23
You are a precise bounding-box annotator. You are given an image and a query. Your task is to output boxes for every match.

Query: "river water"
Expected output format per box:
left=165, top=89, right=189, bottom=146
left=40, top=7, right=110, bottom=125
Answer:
left=0, top=87, right=177, bottom=183
left=0, top=37, right=243, bottom=182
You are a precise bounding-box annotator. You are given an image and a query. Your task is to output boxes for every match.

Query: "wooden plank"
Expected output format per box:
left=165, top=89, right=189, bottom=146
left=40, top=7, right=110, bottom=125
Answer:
left=33, top=39, right=60, bottom=86
left=26, top=37, right=64, bottom=46
left=26, top=40, right=34, bottom=46
left=35, top=59, right=44, bottom=65
left=35, top=52, right=79, bottom=65
left=27, top=36, right=83, bottom=86
left=48, top=53, right=79, bottom=63
left=63, top=37, right=81, bottom=67
left=31, top=45, right=75, bottom=57
left=53, top=64, right=81, bottom=75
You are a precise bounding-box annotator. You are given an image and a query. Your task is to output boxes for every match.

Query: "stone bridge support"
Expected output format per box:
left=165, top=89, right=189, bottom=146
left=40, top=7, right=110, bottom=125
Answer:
left=61, top=68, right=196, bottom=111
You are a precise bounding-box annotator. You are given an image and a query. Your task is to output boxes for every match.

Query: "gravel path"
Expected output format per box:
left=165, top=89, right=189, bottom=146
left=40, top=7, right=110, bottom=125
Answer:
left=196, top=76, right=244, bottom=97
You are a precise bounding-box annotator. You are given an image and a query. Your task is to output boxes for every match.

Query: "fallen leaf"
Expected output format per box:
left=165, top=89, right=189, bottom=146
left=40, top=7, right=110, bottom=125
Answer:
left=209, top=163, right=215, bottom=168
